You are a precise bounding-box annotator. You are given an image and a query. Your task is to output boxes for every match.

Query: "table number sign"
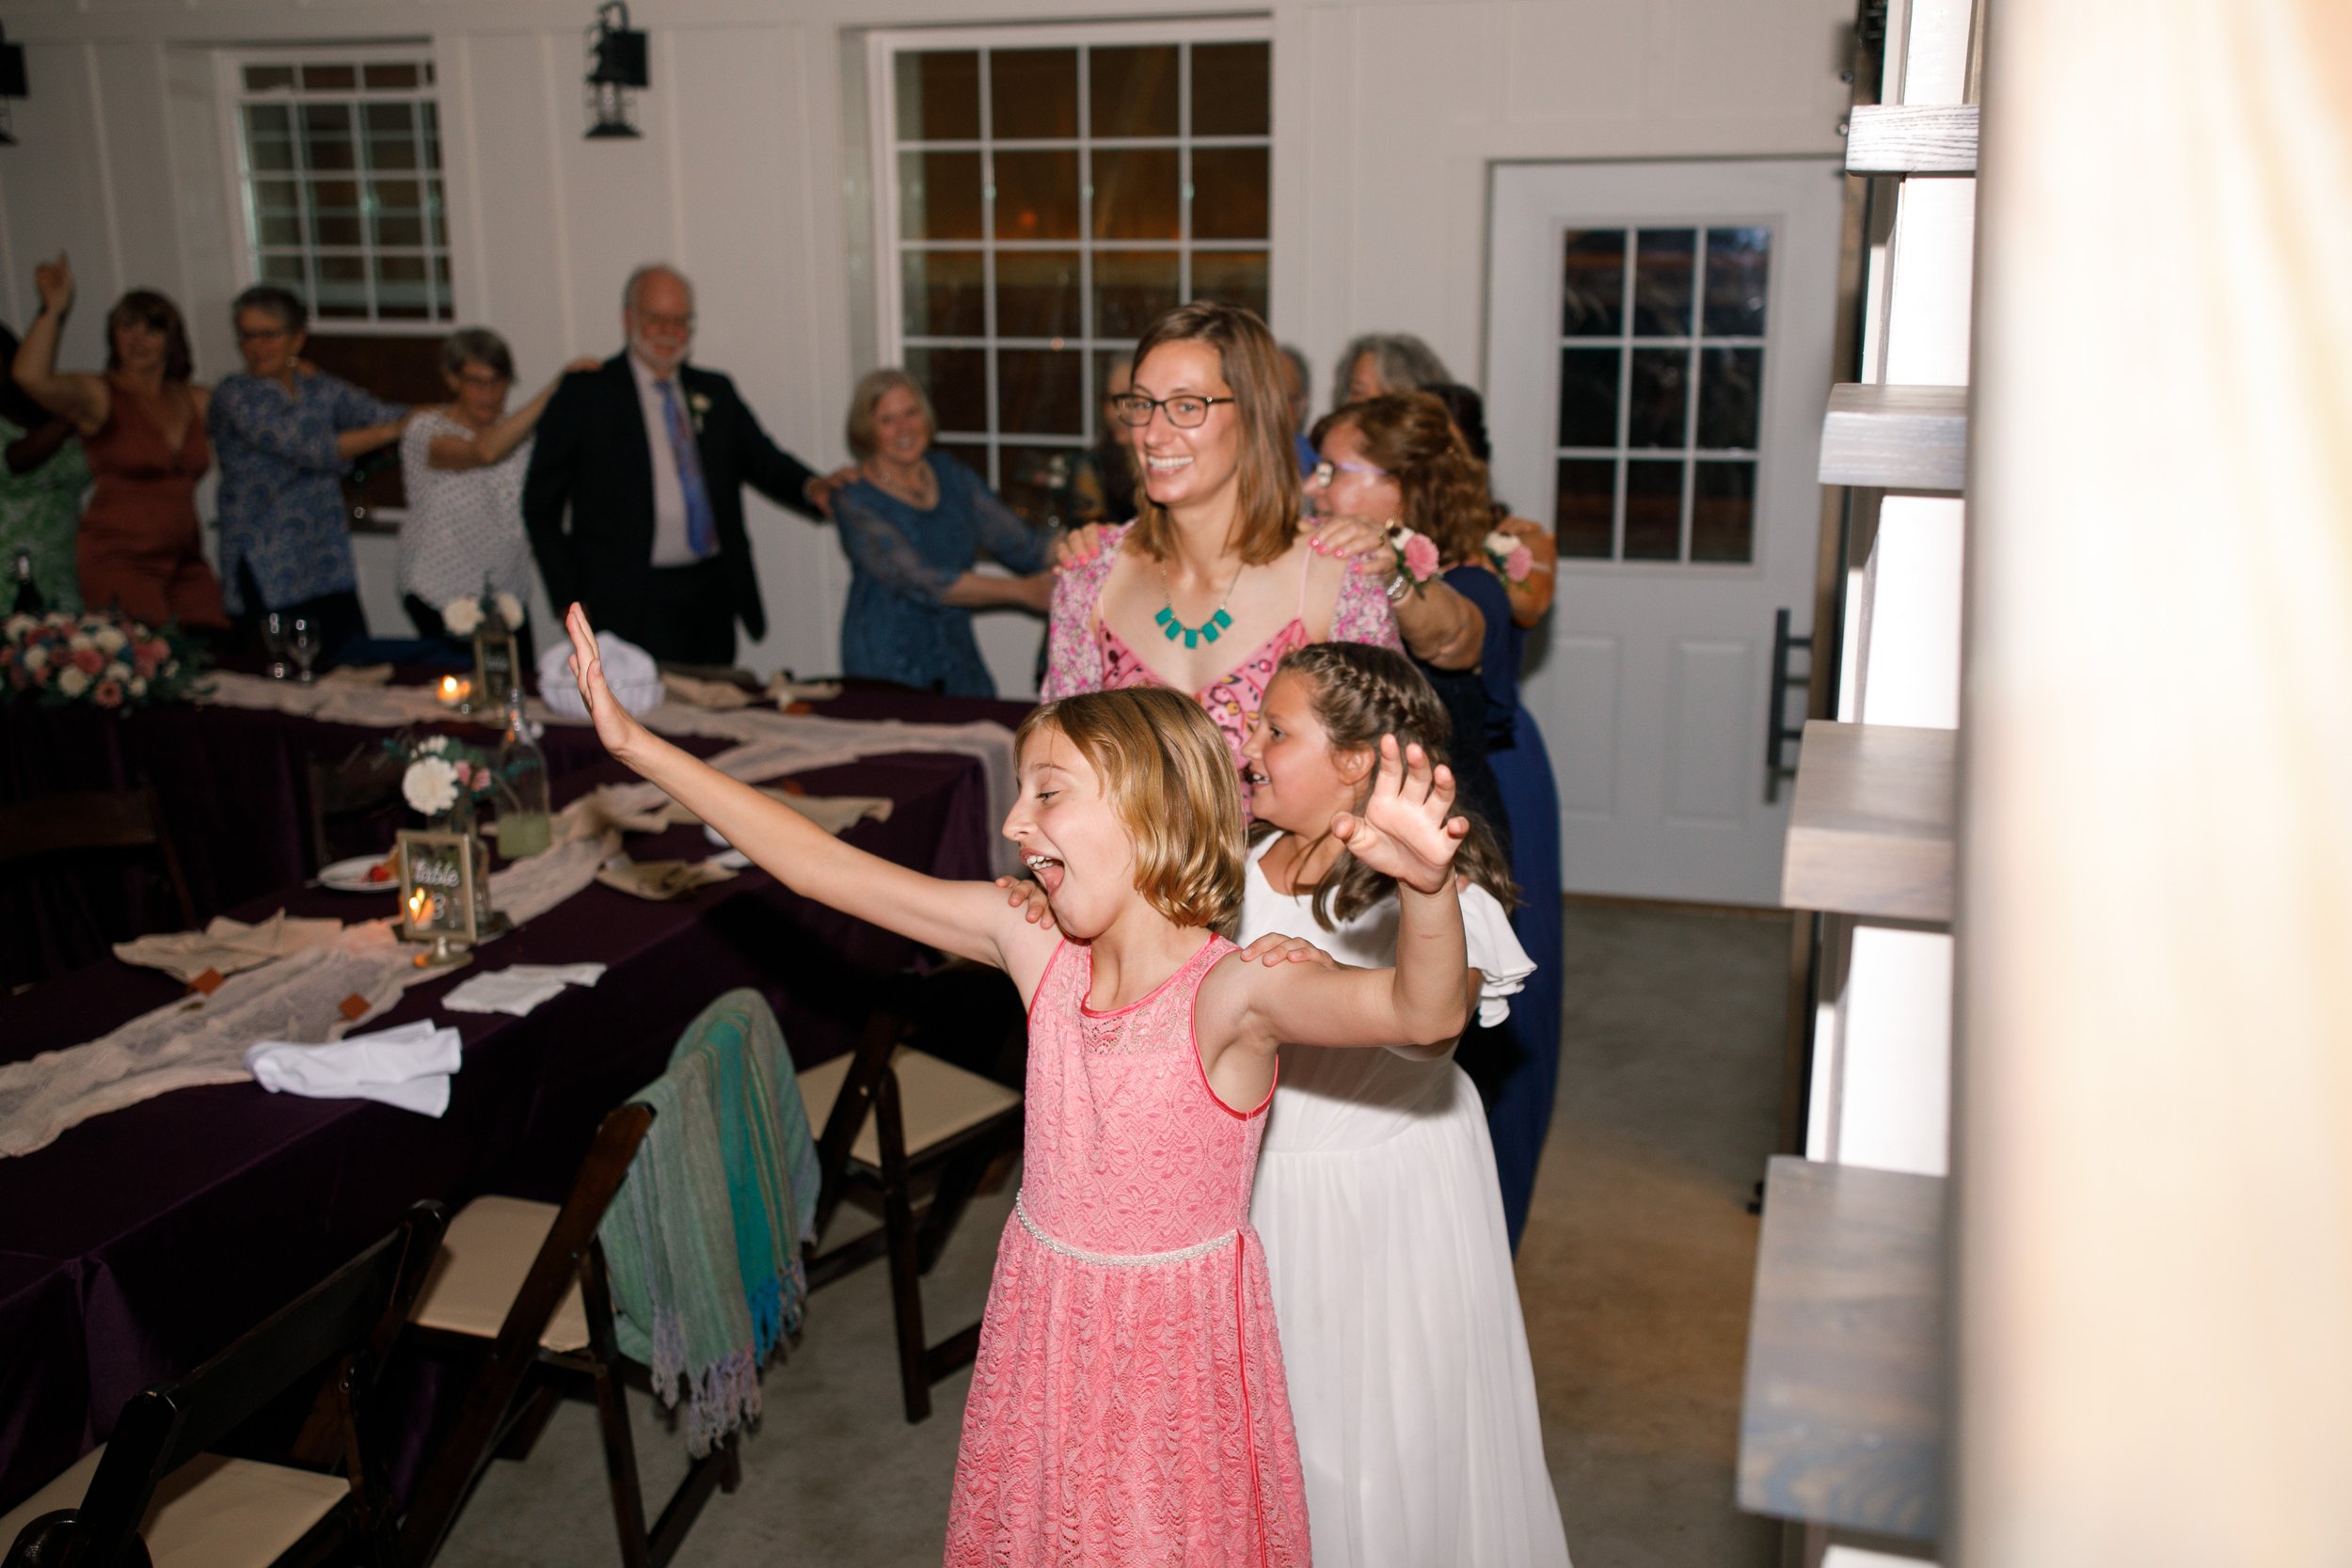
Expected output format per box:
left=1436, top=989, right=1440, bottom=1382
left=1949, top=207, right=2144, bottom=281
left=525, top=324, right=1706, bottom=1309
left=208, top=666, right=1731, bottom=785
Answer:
left=396, top=828, right=505, bottom=953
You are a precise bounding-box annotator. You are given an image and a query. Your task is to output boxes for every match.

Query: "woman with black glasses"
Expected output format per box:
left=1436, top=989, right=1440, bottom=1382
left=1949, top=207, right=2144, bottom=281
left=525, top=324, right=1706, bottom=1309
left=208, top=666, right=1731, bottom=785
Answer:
left=1039, top=301, right=1404, bottom=815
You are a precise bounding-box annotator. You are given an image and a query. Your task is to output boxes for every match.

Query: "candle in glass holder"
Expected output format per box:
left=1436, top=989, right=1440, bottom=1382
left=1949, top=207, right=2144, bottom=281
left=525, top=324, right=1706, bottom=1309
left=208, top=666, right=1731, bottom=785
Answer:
left=437, top=675, right=471, bottom=708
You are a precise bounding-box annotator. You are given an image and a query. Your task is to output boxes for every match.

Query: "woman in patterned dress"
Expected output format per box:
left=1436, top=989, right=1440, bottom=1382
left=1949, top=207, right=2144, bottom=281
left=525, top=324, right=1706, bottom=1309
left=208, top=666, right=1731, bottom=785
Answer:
left=397, top=328, right=597, bottom=658
left=1040, top=302, right=1406, bottom=815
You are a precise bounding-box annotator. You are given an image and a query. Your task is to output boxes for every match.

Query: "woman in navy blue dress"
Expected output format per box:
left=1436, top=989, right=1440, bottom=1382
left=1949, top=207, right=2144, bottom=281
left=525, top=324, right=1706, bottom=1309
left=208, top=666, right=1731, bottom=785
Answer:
left=832, top=370, right=1055, bottom=697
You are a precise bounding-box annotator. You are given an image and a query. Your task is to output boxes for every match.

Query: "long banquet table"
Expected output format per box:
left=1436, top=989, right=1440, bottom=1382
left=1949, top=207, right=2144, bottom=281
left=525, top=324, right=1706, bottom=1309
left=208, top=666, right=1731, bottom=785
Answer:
left=0, top=683, right=1032, bottom=1512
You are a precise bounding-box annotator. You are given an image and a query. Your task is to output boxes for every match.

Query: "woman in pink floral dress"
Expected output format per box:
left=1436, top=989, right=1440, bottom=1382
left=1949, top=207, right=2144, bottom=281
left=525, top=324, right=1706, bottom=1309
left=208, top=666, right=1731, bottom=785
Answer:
left=1041, top=303, right=1401, bottom=815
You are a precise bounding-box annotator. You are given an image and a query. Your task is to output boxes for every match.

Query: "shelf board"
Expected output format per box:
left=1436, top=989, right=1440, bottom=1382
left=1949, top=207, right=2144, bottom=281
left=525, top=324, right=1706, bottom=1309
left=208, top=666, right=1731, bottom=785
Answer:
left=1846, top=104, right=1979, bottom=176
left=1820, top=384, right=1969, bottom=492
left=1740, top=1156, right=1947, bottom=1544
left=1781, top=721, right=1956, bottom=923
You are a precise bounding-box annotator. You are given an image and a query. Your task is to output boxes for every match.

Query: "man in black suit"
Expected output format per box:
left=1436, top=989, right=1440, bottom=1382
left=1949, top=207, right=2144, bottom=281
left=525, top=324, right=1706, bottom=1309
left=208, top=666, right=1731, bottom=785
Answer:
left=522, top=263, right=835, bottom=666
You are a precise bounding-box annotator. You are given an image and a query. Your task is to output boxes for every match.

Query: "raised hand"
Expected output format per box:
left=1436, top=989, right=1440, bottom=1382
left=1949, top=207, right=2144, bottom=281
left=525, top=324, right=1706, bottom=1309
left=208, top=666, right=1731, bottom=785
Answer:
left=33, top=253, right=73, bottom=315
left=1052, top=521, right=1111, bottom=571
left=995, top=874, right=1057, bottom=930
left=564, top=602, right=648, bottom=762
left=1330, top=735, right=1469, bottom=895
left=1235, top=932, right=1343, bottom=969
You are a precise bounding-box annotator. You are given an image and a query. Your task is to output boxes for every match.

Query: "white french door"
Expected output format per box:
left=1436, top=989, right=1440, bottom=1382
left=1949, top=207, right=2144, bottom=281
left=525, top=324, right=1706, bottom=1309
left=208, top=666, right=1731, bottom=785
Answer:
left=1486, top=159, right=1842, bottom=905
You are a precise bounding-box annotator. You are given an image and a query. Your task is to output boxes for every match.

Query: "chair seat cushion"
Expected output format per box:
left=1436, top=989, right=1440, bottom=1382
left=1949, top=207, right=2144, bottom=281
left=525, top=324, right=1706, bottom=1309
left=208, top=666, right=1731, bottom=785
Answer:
left=799, top=1047, right=1022, bottom=1167
left=0, top=1446, right=345, bottom=1568
left=408, top=1196, right=592, bottom=1353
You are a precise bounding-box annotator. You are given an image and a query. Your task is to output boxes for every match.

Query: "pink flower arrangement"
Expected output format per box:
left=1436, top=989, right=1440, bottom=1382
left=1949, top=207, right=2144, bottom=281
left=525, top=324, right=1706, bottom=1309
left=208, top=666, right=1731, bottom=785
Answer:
left=1, top=611, right=201, bottom=713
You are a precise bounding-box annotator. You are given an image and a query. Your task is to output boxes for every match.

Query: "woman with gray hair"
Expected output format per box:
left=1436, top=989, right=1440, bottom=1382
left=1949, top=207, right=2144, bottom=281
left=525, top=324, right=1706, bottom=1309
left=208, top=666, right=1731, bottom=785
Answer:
left=397, top=327, right=597, bottom=644
left=832, top=367, right=1055, bottom=696
left=1334, top=332, right=1454, bottom=405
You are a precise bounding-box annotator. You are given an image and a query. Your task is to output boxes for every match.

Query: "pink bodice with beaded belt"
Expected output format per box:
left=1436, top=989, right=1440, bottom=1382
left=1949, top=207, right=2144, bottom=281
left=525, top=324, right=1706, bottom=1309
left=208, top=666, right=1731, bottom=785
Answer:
left=942, top=935, right=1311, bottom=1566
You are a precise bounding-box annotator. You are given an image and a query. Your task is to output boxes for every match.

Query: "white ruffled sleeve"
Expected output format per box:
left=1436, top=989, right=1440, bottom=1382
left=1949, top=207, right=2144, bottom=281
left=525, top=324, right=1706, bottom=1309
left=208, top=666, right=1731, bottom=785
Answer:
left=1460, top=884, right=1536, bottom=1028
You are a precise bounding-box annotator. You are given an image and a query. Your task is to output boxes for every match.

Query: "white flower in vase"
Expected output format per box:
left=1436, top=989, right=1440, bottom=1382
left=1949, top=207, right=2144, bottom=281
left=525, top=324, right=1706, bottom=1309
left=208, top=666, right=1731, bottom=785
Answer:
left=92, top=626, right=127, bottom=655
left=103, top=660, right=131, bottom=683
left=56, top=666, right=89, bottom=697
left=403, top=755, right=461, bottom=816
left=444, top=597, right=483, bottom=636
left=494, top=593, right=525, bottom=631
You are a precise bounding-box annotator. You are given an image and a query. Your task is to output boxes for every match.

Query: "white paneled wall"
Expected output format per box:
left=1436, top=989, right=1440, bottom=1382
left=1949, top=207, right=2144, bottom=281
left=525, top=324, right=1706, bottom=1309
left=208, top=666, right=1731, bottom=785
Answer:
left=0, top=0, right=1850, bottom=693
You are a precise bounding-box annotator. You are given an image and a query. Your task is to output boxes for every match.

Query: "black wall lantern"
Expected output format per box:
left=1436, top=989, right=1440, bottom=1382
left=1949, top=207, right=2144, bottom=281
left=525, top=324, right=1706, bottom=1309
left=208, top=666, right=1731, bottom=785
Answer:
left=584, top=1, right=648, bottom=140
left=0, top=23, right=29, bottom=148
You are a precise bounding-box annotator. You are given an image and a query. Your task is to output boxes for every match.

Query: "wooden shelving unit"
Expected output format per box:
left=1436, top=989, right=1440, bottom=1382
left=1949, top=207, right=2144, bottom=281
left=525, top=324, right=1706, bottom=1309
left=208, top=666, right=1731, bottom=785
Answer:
left=1739, top=1156, right=1947, bottom=1543
left=1820, top=384, right=1969, bottom=492
left=1780, top=721, right=1956, bottom=923
left=1846, top=103, right=1979, bottom=175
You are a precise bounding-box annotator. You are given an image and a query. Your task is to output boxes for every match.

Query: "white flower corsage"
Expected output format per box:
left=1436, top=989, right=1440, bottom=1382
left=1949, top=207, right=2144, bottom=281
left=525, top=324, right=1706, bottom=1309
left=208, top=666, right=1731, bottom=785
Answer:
left=688, top=390, right=711, bottom=434
left=1482, top=528, right=1537, bottom=585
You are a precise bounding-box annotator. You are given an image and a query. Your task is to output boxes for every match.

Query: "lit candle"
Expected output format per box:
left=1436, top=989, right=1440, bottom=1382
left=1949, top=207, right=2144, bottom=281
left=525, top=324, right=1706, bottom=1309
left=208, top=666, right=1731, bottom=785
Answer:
left=407, top=886, right=429, bottom=928
left=437, top=675, right=470, bottom=706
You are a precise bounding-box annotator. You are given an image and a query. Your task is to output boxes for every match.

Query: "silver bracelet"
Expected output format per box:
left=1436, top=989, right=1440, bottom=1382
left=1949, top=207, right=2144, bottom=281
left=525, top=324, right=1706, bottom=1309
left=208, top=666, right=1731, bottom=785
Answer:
left=1384, top=573, right=1416, bottom=604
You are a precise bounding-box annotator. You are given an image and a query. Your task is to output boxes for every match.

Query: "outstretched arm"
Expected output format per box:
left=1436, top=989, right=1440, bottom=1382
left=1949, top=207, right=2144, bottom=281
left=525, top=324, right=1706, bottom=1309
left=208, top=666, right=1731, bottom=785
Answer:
left=12, top=254, right=108, bottom=436
left=562, top=603, right=1057, bottom=990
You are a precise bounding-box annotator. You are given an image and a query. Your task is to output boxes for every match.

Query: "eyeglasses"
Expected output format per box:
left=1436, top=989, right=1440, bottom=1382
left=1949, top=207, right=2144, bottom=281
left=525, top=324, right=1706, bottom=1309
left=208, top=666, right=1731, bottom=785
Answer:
left=1109, top=393, right=1235, bottom=429
left=1309, top=459, right=1391, bottom=487
left=455, top=371, right=511, bottom=389
left=633, top=310, right=694, bottom=334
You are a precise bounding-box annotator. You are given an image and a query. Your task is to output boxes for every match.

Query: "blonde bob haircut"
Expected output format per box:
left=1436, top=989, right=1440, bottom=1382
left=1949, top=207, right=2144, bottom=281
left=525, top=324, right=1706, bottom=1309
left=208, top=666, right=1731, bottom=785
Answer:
left=1015, top=687, right=1245, bottom=933
left=844, top=368, right=937, bottom=459
left=1125, top=301, right=1303, bottom=568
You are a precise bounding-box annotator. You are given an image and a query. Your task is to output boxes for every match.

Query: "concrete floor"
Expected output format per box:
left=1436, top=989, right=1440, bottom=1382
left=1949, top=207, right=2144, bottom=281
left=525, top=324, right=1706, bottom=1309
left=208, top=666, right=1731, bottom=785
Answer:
left=435, top=900, right=1791, bottom=1566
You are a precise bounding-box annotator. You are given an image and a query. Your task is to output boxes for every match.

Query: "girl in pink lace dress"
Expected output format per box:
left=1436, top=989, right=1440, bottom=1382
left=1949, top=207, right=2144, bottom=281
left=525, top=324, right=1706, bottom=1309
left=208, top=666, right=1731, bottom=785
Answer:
left=563, top=604, right=1478, bottom=1567
left=1041, top=302, right=1400, bottom=814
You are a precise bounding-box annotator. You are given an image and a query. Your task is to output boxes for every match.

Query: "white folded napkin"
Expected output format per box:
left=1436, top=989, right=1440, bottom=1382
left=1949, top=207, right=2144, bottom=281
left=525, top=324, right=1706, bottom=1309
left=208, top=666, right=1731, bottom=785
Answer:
left=538, top=632, right=665, bottom=718
left=441, top=963, right=604, bottom=1017
left=244, top=1020, right=462, bottom=1117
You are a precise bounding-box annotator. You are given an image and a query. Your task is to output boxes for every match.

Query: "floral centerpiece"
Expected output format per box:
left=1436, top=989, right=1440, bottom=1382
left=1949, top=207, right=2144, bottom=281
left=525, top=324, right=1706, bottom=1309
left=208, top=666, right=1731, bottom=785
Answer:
left=0, top=610, right=204, bottom=711
left=394, top=732, right=498, bottom=829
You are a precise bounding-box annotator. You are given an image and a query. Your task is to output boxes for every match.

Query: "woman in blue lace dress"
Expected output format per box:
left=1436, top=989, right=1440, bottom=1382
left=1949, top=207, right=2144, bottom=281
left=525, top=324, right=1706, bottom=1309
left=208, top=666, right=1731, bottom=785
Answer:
left=831, top=370, right=1054, bottom=697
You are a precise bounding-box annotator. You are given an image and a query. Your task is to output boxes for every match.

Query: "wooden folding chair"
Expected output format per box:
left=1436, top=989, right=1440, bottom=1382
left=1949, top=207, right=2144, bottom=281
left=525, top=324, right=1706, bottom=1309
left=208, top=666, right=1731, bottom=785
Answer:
left=0, top=784, right=197, bottom=931
left=0, top=1201, right=447, bottom=1568
left=398, top=1102, right=736, bottom=1568
left=801, top=963, right=1026, bottom=1423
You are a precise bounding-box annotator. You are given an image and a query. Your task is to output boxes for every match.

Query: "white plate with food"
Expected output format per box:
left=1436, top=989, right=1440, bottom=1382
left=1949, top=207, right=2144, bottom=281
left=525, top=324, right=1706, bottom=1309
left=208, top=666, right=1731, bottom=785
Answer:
left=319, top=853, right=402, bottom=894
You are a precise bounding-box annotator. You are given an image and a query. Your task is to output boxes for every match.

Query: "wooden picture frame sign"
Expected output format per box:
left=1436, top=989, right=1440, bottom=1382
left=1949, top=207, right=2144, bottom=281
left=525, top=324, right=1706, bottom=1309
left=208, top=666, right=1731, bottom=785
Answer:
left=397, top=829, right=481, bottom=946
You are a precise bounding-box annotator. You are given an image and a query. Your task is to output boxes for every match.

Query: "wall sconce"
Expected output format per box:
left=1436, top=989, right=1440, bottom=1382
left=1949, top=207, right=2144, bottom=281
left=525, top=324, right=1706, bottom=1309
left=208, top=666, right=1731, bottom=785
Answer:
left=583, top=1, right=648, bottom=140
left=0, top=24, right=28, bottom=149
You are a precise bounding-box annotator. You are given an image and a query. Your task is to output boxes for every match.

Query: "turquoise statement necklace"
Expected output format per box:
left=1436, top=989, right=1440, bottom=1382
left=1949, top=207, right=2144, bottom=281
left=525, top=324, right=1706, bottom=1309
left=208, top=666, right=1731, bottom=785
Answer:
left=1156, top=562, right=1242, bottom=648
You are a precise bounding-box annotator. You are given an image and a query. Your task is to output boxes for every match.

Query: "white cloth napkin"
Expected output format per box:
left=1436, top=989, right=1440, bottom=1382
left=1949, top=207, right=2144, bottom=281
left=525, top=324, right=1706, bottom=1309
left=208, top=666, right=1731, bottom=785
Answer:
left=244, top=1020, right=461, bottom=1117
left=441, top=963, right=605, bottom=1017
left=538, top=631, right=665, bottom=718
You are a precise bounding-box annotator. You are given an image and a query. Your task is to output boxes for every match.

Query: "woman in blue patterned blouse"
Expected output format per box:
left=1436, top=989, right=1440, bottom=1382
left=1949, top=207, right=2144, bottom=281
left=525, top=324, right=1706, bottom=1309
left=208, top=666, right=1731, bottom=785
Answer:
left=207, top=285, right=409, bottom=657
left=830, top=369, right=1054, bottom=697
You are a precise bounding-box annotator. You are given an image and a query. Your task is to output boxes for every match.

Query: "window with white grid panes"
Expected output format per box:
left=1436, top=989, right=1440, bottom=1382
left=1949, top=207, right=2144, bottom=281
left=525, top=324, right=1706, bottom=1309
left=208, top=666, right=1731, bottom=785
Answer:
left=882, top=31, right=1271, bottom=522
left=230, top=53, right=452, bottom=327
left=1554, top=226, right=1770, bottom=563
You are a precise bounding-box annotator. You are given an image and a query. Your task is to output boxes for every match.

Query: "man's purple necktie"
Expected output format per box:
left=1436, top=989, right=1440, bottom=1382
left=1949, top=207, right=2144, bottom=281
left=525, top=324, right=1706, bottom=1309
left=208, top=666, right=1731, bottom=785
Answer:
left=657, top=378, right=718, bottom=560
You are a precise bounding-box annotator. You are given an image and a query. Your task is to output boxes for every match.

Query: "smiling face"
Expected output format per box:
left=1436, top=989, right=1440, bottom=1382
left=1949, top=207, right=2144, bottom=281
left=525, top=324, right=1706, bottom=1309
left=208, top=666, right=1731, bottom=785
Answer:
left=870, top=383, right=932, bottom=467
left=625, top=268, right=694, bottom=377
left=1242, top=669, right=1372, bottom=838
left=1002, top=724, right=1141, bottom=942
left=1307, top=418, right=1403, bottom=526
left=448, top=359, right=512, bottom=426
left=1131, top=339, right=1242, bottom=514
left=112, top=316, right=169, bottom=379
left=235, top=309, right=303, bottom=381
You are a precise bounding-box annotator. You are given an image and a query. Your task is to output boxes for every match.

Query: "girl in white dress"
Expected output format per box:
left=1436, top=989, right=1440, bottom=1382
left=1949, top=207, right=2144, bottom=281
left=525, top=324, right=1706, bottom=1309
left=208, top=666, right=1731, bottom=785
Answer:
left=1239, top=641, right=1572, bottom=1568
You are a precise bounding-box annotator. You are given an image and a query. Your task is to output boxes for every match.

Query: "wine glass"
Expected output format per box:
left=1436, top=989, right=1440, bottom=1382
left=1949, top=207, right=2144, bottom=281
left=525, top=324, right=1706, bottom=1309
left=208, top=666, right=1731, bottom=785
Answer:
left=261, top=610, right=290, bottom=680
left=287, top=615, right=320, bottom=685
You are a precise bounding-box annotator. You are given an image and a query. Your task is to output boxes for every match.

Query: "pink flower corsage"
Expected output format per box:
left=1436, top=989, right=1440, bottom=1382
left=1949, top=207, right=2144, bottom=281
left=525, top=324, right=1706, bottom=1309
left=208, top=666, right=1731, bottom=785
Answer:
left=1391, top=526, right=1442, bottom=585
left=1484, top=528, right=1535, bottom=584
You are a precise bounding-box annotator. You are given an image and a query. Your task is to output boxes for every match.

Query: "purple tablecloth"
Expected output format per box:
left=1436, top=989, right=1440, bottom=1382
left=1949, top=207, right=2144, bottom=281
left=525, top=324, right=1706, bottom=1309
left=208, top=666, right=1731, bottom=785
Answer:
left=0, top=687, right=1032, bottom=1511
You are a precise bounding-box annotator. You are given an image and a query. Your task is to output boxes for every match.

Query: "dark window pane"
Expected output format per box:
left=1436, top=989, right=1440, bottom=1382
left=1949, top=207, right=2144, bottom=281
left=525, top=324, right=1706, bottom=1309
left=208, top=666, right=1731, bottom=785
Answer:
left=1624, top=460, right=1683, bottom=560
left=991, top=49, right=1077, bottom=139
left=257, top=208, right=302, bottom=247
left=1628, top=347, right=1689, bottom=449
left=897, top=52, right=980, bottom=141
left=1562, top=230, right=1625, bottom=337
left=1001, top=442, right=1087, bottom=524
left=1191, top=251, right=1267, bottom=322
left=1555, top=458, right=1614, bottom=559
left=300, top=104, right=357, bottom=171
left=362, top=62, right=421, bottom=89
left=1691, top=461, right=1756, bottom=562
left=421, top=103, right=441, bottom=169
left=375, top=253, right=429, bottom=320
left=902, top=250, right=986, bottom=338
left=1697, top=346, right=1762, bottom=450
left=900, top=150, right=981, bottom=241
left=363, top=103, right=418, bottom=171
left=1094, top=348, right=1135, bottom=412
left=1704, top=226, right=1771, bottom=337
left=371, top=177, right=421, bottom=214
left=1632, top=229, right=1694, bottom=336
left=373, top=208, right=423, bottom=248
left=998, top=347, right=1083, bottom=436
left=258, top=251, right=308, bottom=289
left=308, top=182, right=363, bottom=247
left=937, top=443, right=992, bottom=487
left=300, top=64, right=357, bottom=91
left=1191, top=146, right=1268, bottom=240
left=1191, top=41, right=1270, bottom=135
left=1556, top=347, right=1620, bottom=449
left=316, top=254, right=368, bottom=319
left=1094, top=250, right=1181, bottom=338
left=996, top=250, right=1081, bottom=339
left=1091, top=46, right=1179, bottom=137
left=1091, top=147, right=1180, bottom=240
left=907, top=347, right=990, bottom=434
left=244, top=65, right=296, bottom=92
left=993, top=150, right=1080, bottom=240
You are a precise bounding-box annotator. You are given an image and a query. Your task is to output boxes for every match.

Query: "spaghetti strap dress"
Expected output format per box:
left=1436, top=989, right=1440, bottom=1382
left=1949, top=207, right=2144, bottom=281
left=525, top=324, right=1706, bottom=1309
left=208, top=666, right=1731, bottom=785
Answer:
left=944, top=934, right=1311, bottom=1567
left=77, top=383, right=226, bottom=628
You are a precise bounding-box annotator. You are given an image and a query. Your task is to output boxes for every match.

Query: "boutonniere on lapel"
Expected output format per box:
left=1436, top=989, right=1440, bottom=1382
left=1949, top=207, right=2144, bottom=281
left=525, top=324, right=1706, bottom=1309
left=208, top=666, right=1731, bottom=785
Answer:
left=687, top=391, right=711, bottom=435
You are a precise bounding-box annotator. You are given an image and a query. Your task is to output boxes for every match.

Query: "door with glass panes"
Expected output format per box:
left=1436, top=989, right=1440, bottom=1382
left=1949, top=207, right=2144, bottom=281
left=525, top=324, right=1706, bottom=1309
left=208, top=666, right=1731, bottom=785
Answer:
left=1486, top=160, right=1841, bottom=904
